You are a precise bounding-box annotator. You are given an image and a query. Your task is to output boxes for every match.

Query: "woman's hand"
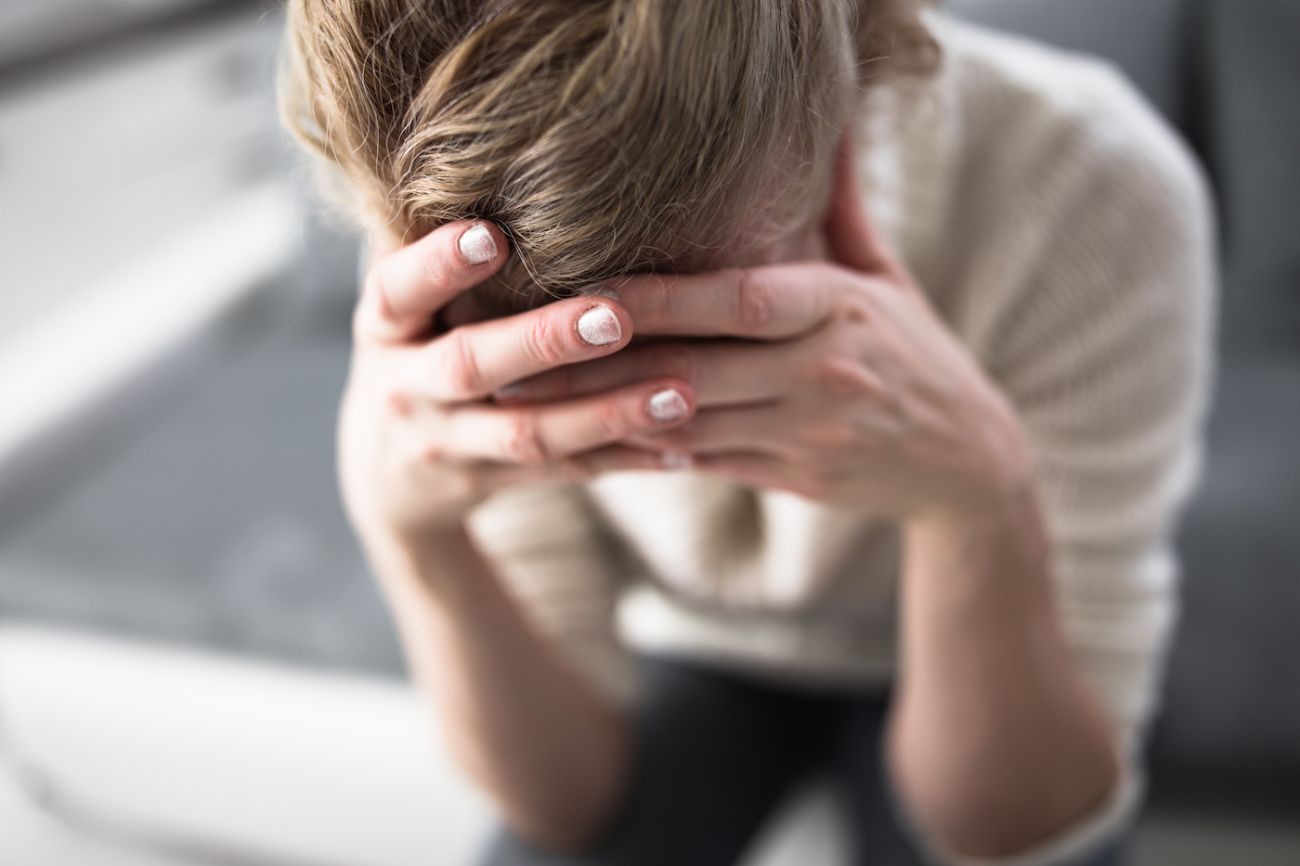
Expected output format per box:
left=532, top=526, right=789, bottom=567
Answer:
left=339, top=220, right=697, bottom=553
left=495, top=136, right=1033, bottom=525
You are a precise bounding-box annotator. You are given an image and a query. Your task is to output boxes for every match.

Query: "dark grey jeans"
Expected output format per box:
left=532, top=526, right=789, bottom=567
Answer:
left=477, top=654, right=1128, bottom=866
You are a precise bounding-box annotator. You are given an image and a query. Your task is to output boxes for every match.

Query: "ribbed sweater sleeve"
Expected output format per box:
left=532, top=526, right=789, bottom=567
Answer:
left=923, top=57, right=1218, bottom=866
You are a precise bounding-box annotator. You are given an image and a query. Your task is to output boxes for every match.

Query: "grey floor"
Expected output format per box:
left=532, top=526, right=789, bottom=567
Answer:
left=0, top=283, right=403, bottom=678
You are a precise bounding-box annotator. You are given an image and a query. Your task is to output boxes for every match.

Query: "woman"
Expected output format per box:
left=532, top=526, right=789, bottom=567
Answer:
left=280, top=2, right=1216, bottom=864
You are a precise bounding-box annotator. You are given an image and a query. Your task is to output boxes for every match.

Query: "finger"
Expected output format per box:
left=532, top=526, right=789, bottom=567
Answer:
left=354, top=220, right=508, bottom=344
left=403, top=297, right=633, bottom=402
left=607, top=263, right=843, bottom=340
left=626, top=404, right=792, bottom=457
left=492, top=339, right=804, bottom=407
left=436, top=379, right=696, bottom=466
left=822, top=128, right=904, bottom=278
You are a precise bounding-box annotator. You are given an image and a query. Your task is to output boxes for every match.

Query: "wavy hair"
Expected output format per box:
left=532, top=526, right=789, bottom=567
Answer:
left=280, top=0, right=937, bottom=312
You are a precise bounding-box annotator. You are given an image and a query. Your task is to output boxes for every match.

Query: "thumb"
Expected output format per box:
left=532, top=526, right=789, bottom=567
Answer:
left=821, top=128, right=906, bottom=280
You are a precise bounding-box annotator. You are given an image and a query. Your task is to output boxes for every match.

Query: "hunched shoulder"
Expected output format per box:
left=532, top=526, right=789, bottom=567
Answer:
left=931, top=13, right=1214, bottom=251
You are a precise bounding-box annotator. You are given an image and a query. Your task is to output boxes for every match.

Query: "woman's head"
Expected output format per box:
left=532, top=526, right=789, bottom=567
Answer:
left=281, top=0, right=936, bottom=314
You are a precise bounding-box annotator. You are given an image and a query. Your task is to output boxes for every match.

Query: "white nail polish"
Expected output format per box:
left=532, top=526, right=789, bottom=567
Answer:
left=659, top=450, right=694, bottom=471
left=458, top=224, right=497, bottom=265
left=577, top=306, right=622, bottom=346
left=647, top=388, right=689, bottom=422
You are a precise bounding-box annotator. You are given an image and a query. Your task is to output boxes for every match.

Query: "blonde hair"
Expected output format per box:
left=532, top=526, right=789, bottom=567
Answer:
left=280, top=0, right=937, bottom=313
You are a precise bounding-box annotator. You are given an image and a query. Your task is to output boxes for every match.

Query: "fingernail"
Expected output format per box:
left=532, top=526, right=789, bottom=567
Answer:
left=577, top=305, right=622, bottom=346
left=647, top=387, right=689, bottom=423
left=458, top=224, right=497, bottom=265
left=659, top=450, right=694, bottom=471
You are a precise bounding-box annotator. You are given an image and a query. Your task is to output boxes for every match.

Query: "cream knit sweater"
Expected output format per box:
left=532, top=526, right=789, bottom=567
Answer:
left=464, top=13, right=1217, bottom=865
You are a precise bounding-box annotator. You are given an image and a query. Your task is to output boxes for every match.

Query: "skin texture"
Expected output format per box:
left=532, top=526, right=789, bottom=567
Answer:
left=341, top=220, right=699, bottom=543
left=344, top=131, right=1121, bottom=858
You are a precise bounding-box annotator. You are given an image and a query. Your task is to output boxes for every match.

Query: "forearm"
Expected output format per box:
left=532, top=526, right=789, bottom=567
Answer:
left=365, top=525, right=631, bottom=852
left=887, top=476, right=1121, bottom=860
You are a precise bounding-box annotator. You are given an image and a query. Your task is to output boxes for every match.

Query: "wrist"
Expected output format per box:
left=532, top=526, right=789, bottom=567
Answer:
left=914, top=466, right=1038, bottom=549
left=921, top=390, right=1038, bottom=535
left=903, top=445, right=1053, bottom=609
left=360, top=520, right=476, bottom=593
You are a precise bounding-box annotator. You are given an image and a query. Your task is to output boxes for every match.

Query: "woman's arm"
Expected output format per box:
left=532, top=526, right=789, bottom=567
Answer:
left=887, top=84, right=1216, bottom=861
left=888, top=440, right=1121, bottom=859
left=369, top=526, right=631, bottom=851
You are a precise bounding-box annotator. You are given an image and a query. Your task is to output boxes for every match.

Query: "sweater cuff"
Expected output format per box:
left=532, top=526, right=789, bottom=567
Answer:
left=910, top=764, right=1143, bottom=866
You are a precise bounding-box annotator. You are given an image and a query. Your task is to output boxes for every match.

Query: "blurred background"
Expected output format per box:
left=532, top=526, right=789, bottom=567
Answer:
left=0, top=1, right=1296, bottom=864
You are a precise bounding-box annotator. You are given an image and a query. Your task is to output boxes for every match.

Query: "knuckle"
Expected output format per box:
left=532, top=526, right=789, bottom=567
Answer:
left=418, top=439, right=446, bottom=465
left=423, top=241, right=456, bottom=289
left=802, top=357, right=842, bottom=383
left=733, top=268, right=774, bottom=332
left=501, top=413, right=549, bottom=466
left=440, top=329, right=485, bottom=397
left=804, top=357, right=877, bottom=399
left=524, top=310, right=571, bottom=367
left=593, top=399, right=632, bottom=442
left=438, top=250, right=468, bottom=290
left=385, top=390, right=414, bottom=418
left=836, top=297, right=874, bottom=326
left=796, top=358, right=839, bottom=392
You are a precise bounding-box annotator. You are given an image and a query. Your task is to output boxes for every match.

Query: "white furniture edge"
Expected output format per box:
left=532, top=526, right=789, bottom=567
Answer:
left=0, top=623, right=495, bottom=866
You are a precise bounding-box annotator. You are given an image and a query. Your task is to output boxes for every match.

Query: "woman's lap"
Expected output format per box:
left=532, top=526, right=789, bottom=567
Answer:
left=475, top=654, right=1129, bottom=866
